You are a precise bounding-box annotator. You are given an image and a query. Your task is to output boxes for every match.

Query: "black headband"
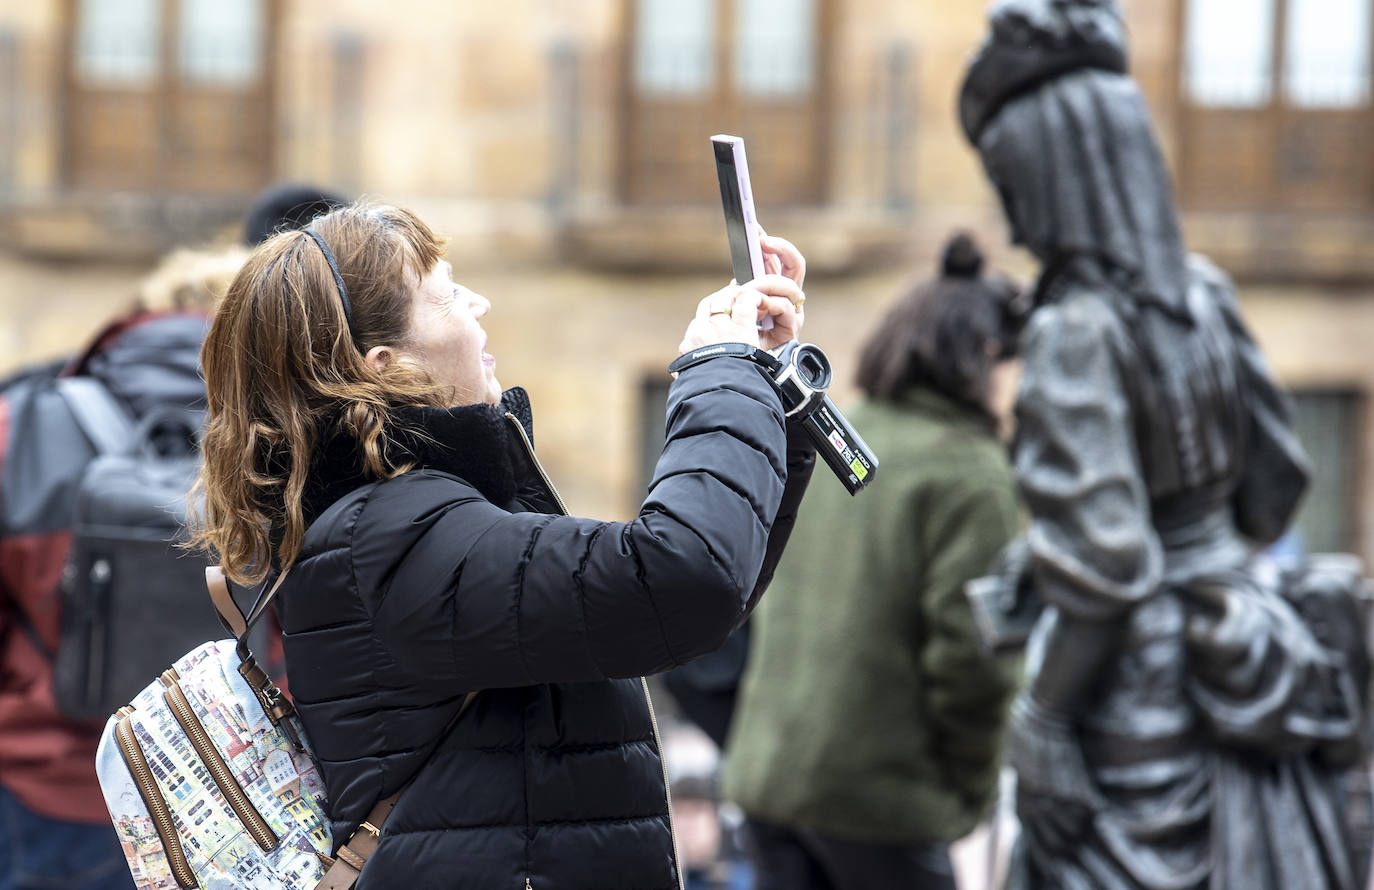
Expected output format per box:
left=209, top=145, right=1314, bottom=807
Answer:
left=302, top=227, right=364, bottom=353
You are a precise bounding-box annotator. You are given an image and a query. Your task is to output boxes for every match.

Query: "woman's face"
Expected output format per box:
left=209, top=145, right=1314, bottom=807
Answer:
left=400, top=260, right=501, bottom=406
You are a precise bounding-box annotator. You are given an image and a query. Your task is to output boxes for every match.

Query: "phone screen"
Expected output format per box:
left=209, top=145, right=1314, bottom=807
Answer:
left=715, top=141, right=756, bottom=286
left=713, top=136, right=772, bottom=329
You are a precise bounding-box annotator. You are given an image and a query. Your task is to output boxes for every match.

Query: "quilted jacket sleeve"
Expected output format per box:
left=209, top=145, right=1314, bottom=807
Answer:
left=355, top=357, right=809, bottom=690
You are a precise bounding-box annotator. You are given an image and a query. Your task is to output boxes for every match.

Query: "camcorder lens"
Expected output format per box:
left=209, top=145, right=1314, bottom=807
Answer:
left=794, top=346, right=832, bottom=391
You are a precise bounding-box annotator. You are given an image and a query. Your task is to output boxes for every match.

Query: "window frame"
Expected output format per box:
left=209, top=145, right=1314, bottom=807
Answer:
left=58, top=0, right=280, bottom=194
left=617, top=0, right=835, bottom=207
left=1174, top=0, right=1374, bottom=211
left=1288, top=386, right=1368, bottom=556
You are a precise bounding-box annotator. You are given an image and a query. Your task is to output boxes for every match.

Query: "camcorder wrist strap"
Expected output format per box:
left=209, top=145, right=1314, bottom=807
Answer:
left=668, top=342, right=782, bottom=376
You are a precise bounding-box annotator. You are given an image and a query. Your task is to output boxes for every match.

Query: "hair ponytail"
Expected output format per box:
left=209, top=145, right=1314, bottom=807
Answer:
left=855, top=232, right=1023, bottom=420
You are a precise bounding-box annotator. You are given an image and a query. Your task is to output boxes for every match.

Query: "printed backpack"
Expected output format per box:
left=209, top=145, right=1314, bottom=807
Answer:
left=95, top=568, right=478, bottom=890
left=96, top=569, right=334, bottom=890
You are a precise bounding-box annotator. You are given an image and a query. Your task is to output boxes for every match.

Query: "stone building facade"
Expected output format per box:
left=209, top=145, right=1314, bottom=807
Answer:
left=0, top=0, right=1370, bottom=561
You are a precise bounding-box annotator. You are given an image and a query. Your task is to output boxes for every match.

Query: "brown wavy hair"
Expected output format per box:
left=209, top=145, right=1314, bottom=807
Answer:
left=190, top=203, right=449, bottom=586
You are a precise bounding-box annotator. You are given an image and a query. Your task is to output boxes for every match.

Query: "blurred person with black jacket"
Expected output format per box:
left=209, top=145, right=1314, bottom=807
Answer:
left=0, top=250, right=236, bottom=890
left=0, top=183, right=340, bottom=890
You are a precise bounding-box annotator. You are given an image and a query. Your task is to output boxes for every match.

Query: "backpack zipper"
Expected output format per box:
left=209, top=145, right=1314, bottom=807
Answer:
left=160, top=671, right=279, bottom=852
left=114, top=708, right=199, bottom=889
left=84, top=557, right=112, bottom=707
left=505, top=414, right=684, bottom=887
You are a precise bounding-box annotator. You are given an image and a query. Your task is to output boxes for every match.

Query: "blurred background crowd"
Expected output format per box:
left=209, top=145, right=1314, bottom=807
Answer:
left=0, top=0, right=1372, bottom=888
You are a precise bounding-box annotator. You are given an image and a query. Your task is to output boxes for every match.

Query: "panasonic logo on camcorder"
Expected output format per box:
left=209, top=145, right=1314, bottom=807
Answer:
left=693, top=346, right=729, bottom=360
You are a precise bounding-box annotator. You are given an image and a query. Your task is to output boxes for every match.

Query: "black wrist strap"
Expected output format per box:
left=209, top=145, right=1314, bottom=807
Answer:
left=669, top=343, right=782, bottom=376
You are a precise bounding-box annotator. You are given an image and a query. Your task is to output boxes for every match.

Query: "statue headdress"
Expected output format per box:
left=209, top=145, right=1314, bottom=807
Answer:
left=959, top=0, right=1128, bottom=143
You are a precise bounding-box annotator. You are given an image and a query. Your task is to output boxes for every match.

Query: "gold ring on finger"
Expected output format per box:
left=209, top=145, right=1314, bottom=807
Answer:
left=794, top=294, right=806, bottom=309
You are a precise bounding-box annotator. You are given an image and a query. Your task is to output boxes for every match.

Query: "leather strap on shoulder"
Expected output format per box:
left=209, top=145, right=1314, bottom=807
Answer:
left=206, top=567, right=247, bottom=639
left=206, top=566, right=293, bottom=648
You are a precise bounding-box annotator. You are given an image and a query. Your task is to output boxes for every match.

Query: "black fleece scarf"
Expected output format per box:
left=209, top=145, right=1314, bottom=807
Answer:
left=298, top=387, right=534, bottom=529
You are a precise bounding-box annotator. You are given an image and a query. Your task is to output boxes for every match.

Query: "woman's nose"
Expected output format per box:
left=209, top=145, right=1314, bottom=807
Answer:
left=469, top=292, right=491, bottom=318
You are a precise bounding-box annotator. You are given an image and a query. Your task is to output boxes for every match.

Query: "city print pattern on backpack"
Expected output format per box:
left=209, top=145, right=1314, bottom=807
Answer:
left=96, top=640, right=332, bottom=890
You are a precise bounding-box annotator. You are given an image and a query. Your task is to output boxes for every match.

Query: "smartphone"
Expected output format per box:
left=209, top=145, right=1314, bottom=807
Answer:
left=712, top=134, right=772, bottom=330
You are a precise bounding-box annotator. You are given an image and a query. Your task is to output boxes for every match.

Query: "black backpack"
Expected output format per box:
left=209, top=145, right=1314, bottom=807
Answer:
left=48, top=377, right=225, bottom=721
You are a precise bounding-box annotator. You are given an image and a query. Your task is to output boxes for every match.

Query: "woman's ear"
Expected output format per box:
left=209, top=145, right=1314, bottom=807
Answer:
left=364, top=345, right=396, bottom=374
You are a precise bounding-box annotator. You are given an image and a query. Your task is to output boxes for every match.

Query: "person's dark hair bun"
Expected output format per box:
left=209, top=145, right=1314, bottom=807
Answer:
left=941, top=232, right=985, bottom=279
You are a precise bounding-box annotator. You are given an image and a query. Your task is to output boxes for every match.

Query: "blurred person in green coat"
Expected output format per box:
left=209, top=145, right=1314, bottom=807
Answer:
left=724, top=233, right=1026, bottom=890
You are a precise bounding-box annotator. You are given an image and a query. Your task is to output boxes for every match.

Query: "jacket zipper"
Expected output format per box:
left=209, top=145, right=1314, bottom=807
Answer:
left=504, top=414, right=570, bottom=515
left=114, top=708, right=199, bottom=889
left=643, top=679, right=686, bottom=890
left=505, top=414, right=684, bottom=888
left=160, top=671, right=279, bottom=852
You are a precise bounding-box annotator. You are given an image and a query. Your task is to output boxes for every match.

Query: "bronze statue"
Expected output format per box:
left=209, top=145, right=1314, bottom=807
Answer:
left=959, top=2, right=1372, bottom=888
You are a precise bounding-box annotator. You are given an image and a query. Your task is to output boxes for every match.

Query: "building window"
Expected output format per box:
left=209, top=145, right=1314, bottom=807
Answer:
left=622, top=0, right=829, bottom=205
left=1183, top=0, right=1276, bottom=107
left=64, top=0, right=276, bottom=193
left=178, top=0, right=264, bottom=86
left=1178, top=0, right=1374, bottom=210
left=1285, top=0, right=1372, bottom=108
left=1289, top=389, right=1364, bottom=554
left=74, top=0, right=161, bottom=86
left=638, top=376, right=672, bottom=498
left=733, top=0, right=817, bottom=98
left=633, top=0, right=716, bottom=96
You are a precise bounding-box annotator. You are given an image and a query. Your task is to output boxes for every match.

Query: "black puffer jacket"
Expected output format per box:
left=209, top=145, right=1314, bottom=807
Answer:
left=273, top=357, right=815, bottom=890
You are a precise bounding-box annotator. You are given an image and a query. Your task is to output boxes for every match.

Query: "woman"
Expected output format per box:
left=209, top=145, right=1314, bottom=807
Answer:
left=724, top=234, right=1026, bottom=890
left=191, top=203, right=815, bottom=889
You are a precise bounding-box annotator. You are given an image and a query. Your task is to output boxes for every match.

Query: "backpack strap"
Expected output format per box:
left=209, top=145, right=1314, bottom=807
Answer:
left=0, top=569, right=55, bottom=663
left=55, top=377, right=134, bottom=457
left=206, top=567, right=299, bottom=735
left=2, top=378, right=131, bottom=664
left=208, top=566, right=481, bottom=888
left=206, top=565, right=292, bottom=653
left=316, top=691, right=480, bottom=890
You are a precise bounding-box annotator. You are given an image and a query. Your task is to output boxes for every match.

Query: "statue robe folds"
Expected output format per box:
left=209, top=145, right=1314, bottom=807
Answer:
left=959, top=5, right=1371, bottom=884
left=1005, top=255, right=1371, bottom=890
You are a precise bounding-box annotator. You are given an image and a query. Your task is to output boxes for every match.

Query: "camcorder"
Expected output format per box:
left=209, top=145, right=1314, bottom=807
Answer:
left=705, top=134, right=878, bottom=495
left=668, top=340, right=878, bottom=495
left=765, top=341, right=878, bottom=495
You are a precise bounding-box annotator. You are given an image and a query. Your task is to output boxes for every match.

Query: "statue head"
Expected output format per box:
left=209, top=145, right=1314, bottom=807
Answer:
left=959, top=0, right=1189, bottom=314
left=959, top=0, right=1128, bottom=147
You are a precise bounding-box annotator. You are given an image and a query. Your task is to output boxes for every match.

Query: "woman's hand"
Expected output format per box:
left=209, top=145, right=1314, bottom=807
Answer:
left=760, top=228, right=805, bottom=289
left=678, top=275, right=803, bottom=355
left=756, top=228, right=806, bottom=349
